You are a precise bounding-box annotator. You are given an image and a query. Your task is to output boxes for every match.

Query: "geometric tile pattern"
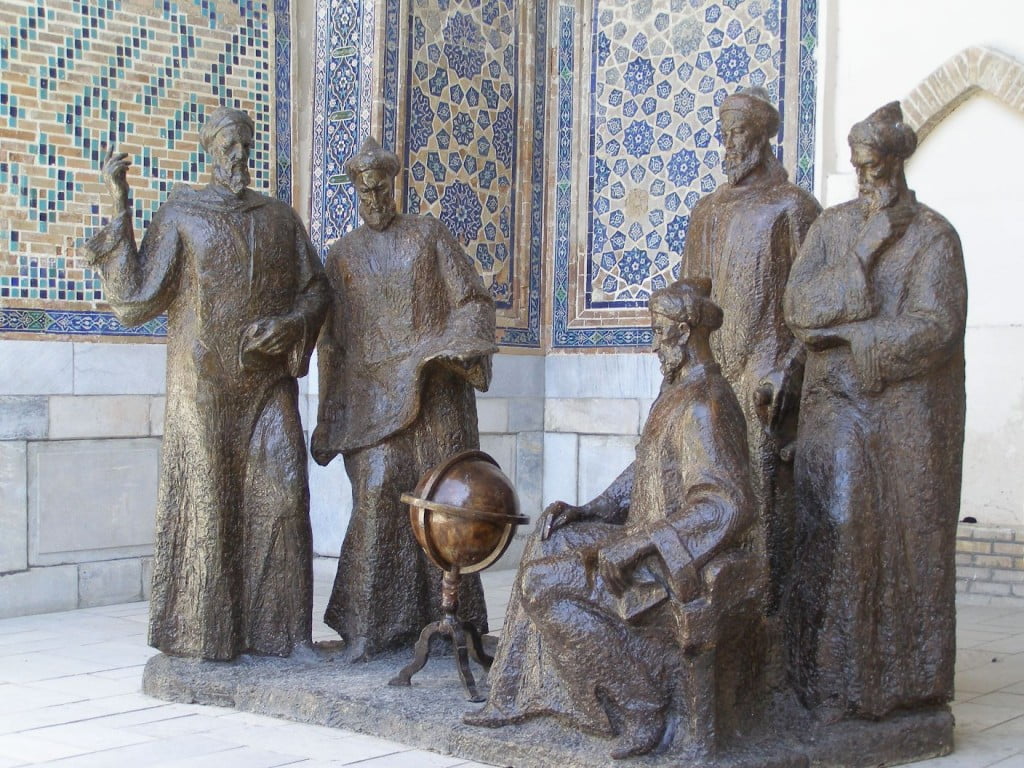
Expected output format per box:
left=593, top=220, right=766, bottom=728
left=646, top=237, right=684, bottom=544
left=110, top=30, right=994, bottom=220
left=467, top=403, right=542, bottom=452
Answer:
left=587, top=0, right=784, bottom=307
left=0, top=0, right=291, bottom=339
left=308, top=0, right=375, bottom=254
left=311, top=0, right=546, bottom=348
left=552, top=0, right=818, bottom=348
left=404, top=0, right=519, bottom=310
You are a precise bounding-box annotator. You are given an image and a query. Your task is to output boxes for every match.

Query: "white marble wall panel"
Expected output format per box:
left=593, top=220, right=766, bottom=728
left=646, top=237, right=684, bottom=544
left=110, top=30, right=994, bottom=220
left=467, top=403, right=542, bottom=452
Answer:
left=477, top=398, right=510, bottom=433
left=28, top=438, right=160, bottom=565
left=480, top=434, right=517, bottom=484
left=486, top=354, right=546, bottom=398
left=48, top=396, right=152, bottom=439
left=0, top=340, right=73, bottom=395
left=961, top=325, right=1024, bottom=527
left=142, top=556, right=154, bottom=600
left=545, top=398, right=641, bottom=436
left=0, top=565, right=78, bottom=618
left=78, top=558, right=144, bottom=608
left=545, top=353, right=660, bottom=399
left=0, top=441, right=28, bottom=573
left=577, top=434, right=639, bottom=505
left=149, top=397, right=166, bottom=436
left=0, top=396, right=48, bottom=439
left=508, top=398, right=544, bottom=432
left=72, top=342, right=167, bottom=395
left=543, top=432, right=579, bottom=508
left=308, top=455, right=351, bottom=558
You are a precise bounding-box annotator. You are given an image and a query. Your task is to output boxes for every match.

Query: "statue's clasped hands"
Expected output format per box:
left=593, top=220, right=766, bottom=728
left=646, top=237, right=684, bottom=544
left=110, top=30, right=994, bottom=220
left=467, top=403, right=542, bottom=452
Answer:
left=241, top=315, right=300, bottom=361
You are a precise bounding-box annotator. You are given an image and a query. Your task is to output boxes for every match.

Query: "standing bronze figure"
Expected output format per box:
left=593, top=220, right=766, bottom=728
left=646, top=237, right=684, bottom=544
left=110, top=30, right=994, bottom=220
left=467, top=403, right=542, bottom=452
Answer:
left=84, top=107, right=329, bottom=660
left=679, top=87, right=821, bottom=610
left=783, top=102, right=967, bottom=721
left=466, top=280, right=761, bottom=760
left=312, top=138, right=497, bottom=661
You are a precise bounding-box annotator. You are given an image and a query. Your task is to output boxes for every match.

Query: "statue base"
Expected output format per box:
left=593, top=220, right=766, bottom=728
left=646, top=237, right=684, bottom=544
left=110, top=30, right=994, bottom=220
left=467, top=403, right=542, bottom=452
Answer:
left=142, top=645, right=953, bottom=768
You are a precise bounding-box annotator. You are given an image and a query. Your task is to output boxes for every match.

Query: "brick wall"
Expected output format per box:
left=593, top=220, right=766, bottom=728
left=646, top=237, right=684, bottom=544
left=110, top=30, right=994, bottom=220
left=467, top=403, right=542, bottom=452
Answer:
left=956, top=523, right=1024, bottom=605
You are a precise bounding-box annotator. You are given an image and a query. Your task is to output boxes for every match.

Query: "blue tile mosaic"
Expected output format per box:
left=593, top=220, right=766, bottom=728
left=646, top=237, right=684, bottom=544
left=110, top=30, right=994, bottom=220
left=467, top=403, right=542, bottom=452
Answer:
left=0, top=0, right=293, bottom=340
left=404, top=0, right=519, bottom=310
left=552, top=0, right=818, bottom=349
left=308, top=0, right=375, bottom=254
left=310, top=0, right=545, bottom=348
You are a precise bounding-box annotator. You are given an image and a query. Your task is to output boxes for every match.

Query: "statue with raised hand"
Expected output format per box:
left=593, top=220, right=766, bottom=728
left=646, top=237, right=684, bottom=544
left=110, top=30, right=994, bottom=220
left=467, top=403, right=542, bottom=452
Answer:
left=84, top=107, right=329, bottom=661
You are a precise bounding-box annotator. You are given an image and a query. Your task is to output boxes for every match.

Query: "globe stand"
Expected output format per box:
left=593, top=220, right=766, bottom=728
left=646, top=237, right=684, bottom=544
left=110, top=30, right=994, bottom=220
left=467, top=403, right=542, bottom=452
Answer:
left=388, top=567, right=493, bottom=702
left=386, top=450, right=527, bottom=703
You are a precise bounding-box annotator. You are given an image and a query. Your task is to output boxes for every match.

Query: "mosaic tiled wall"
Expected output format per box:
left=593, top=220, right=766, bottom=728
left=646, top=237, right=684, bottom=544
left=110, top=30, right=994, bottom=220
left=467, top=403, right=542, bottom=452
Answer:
left=311, top=0, right=815, bottom=351
left=0, top=0, right=291, bottom=339
left=311, top=0, right=545, bottom=347
left=552, top=0, right=817, bottom=348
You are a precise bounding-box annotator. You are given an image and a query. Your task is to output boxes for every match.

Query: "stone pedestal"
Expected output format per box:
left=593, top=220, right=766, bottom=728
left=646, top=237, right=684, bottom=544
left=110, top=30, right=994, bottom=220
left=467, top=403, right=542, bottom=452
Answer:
left=142, top=646, right=953, bottom=768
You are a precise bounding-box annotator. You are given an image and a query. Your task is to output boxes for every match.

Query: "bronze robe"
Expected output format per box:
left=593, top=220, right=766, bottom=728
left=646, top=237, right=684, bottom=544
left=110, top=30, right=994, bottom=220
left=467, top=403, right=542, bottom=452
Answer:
left=84, top=184, right=329, bottom=660
left=681, top=164, right=820, bottom=607
left=478, top=361, right=755, bottom=731
left=783, top=194, right=967, bottom=718
left=317, top=213, right=496, bottom=657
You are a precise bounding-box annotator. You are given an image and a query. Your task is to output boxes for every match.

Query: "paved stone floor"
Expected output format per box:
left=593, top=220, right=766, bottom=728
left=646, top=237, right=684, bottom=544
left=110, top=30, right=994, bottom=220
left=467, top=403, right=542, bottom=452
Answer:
left=0, top=559, right=1022, bottom=767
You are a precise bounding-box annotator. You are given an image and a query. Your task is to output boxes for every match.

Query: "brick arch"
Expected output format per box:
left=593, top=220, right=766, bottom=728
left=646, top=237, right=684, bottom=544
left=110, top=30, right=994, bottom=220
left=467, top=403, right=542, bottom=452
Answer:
left=902, top=46, right=1024, bottom=143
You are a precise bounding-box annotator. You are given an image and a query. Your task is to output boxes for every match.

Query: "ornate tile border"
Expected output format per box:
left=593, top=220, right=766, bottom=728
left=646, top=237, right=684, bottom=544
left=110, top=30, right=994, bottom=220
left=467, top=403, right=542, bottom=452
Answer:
left=0, top=0, right=293, bottom=341
left=308, top=0, right=375, bottom=255
left=551, top=0, right=818, bottom=349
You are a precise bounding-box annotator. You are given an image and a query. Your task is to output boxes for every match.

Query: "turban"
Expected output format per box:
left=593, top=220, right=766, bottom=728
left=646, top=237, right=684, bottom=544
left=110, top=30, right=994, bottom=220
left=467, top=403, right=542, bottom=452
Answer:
left=199, top=106, right=254, bottom=151
left=650, top=279, right=724, bottom=331
left=720, top=87, right=780, bottom=138
left=848, top=101, right=917, bottom=160
left=346, top=137, right=401, bottom=179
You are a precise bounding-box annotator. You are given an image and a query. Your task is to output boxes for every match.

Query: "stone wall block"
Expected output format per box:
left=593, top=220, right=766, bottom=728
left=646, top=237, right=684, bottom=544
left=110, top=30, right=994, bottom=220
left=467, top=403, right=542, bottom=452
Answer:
left=969, top=526, right=1015, bottom=542
left=142, top=556, right=154, bottom=600
left=515, top=431, right=544, bottom=520
left=73, top=342, right=167, bottom=395
left=959, top=540, right=993, bottom=554
left=543, top=432, right=578, bottom=508
left=79, top=558, right=143, bottom=607
left=545, top=353, right=660, bottom=399
left=0, top=396, right=48, bottom=439
left=507, top=398, right=544, bottom=432
left=577, top=434, right=640, bottom=504
left=0, top=441, right=28, bottom=573
left=545, top=398, right=640, bottom=436
left=476, top=398, right=509, bottom=433
left=150, top=397, right=167, bottom=436
left=48, top=395, right=152, bottom=439
left=0, top=340, right=73, bottom=395
left=480, top=434, right=517, bottom=483
left=0, top=565, right=78, bottom=618
left=993, top=542, right=1024, bottom=557
left=970, top=580, right=1012, bottom=596
left=972, top=554, right=1016, bottom=570
left=487, top=354, right=545, bottom=398
left=308, top=454, right=350, bottom=558
left=29, top=438, right=160, bottom=565
left=954, top=566, right=992, bottom=582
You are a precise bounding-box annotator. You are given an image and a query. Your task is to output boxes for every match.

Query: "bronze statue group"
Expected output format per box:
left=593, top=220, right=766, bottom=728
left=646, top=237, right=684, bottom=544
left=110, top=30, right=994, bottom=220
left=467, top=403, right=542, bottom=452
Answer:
left=86, top=91, right=966, bottom=762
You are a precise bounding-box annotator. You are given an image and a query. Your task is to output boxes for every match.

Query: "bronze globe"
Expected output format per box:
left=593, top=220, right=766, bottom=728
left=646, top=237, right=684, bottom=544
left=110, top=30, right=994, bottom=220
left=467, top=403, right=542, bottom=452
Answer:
left=391, top=450, right=528, bottom=701
left=404, top=450, right=526, bottom=574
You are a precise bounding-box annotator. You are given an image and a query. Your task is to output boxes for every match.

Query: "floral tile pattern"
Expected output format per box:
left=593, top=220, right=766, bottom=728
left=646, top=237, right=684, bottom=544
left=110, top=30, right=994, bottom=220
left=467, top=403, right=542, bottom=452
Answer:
left=405, top=0, right=519, bottom=310
left=552, top=0, right=818, bottom=348
left=588, top=0, right=784, bottom=307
